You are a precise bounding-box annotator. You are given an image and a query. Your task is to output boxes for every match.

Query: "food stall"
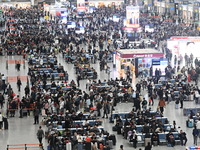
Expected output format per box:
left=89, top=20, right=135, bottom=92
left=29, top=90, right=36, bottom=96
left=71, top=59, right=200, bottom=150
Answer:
left=115, top=49, right=165, bottom=78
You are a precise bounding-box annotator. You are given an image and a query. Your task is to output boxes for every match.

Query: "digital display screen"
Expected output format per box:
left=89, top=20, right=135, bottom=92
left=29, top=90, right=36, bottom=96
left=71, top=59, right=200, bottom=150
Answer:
left=152, top=58, right=168, bottom=76
left=113, top=15, right=120, bottom=22
left=126, top=6, right=140, bottom=28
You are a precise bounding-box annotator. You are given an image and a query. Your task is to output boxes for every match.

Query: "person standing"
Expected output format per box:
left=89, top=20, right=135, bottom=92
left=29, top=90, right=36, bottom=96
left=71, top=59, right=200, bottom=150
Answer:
left=179, top=92, right=184, bottom=108
left=142, top=98, right=148, bottom=111
left=145, top=142, right=152, bottom=150
left=0, top=93, right=4, bottom=109
left=77, top=74, right=81, bottom=87
left=196, top=119, right=200, bottom=133
left=0, top=112, right=3, bottom=129
left=48, top=133, right=58, bottom=150
left=16, top=61, right=21, bottom=71
left=33, top=107, right=40, bottom=124
left=37, top=126, right=44, bottom=146
left=96, top=101, right=102, bottom=117
left=102, top=101, right=108, bottom=118
left=129, top=131, right=137, bottom=148
left=192, top=126, right=199, bottom=146
left=2, top=82, right=7, bottom=95
left=17, top=78, right=22, bottom=92
left=24, top=85, right=30, bottom=98
left=158, top=99, right=166, bottom=114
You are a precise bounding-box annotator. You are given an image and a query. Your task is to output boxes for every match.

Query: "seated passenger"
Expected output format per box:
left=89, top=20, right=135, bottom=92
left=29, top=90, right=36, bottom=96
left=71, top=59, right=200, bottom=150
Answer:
left=166, top=131, right=175, bottom=147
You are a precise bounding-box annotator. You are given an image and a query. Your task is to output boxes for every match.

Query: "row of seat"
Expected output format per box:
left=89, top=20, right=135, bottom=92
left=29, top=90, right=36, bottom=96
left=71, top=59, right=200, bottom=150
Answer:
left=126, top=124, right=172, bottom=133
left=49, top=120, right=102, bottom=127
left=134, top=132, right=181, bottom=146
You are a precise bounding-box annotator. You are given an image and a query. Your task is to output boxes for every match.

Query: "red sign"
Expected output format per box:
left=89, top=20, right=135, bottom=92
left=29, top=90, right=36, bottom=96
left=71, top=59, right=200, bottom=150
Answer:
left=121, top=53, right=164, bottom=58
left=122, top=27, right=142, bottom=31
left=170, top=36, right=188, bottom=40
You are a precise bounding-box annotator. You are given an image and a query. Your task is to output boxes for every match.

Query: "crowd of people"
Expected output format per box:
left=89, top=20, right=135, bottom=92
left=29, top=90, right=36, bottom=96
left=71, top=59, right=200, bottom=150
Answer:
left=0, top=2, right=200, bottom=150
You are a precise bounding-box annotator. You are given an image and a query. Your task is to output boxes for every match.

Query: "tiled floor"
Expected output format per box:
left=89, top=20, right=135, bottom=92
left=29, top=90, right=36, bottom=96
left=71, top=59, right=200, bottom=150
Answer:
left=0, top=54, right=199, bottom=150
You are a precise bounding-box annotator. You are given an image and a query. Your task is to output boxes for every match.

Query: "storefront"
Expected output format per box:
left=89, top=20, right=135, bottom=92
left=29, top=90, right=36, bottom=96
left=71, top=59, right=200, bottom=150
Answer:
left=179, top=5, right=183, bottom=19
left=88, top=0, right=123, bottom=8
left=115, top=49, right=164, bottom=78
left=193, top=6, right=199, bottom=24
left=188, top=5, right=193, bottom=23
left=182, top=4, right=187, bottom=21
left=160, top=2, right=165, bottom=14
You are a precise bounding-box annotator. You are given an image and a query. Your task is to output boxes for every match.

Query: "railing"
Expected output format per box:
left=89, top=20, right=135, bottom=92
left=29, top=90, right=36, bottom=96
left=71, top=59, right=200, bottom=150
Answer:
left=7, top=143, right=44, bottom=150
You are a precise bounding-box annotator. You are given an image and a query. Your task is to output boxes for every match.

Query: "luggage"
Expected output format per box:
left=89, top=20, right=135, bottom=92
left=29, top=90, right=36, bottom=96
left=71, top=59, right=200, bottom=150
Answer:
left=58, top=125, right=62, bottom=129
left=109, top=134, right=116, bottom=145
left=196, top=98, right=200, bottom=104
left=167, top=143, right=172, bottom=147
left=112, top=126, right=117, bottom=131
left=175, top=104, right=179, bottom=109
left=117, top=126, right=121, bottom=134
left=152, top=141, right=158, bottom=146
left=108, top=140, right=113, bottom=149
left=66, top=142, right=72, bottom=150
left=23, top=110, right=27, bottom=117
left=188, top=95, right=193, bottom=101
left=186, top=119, right=194, bottom=128
left=109, top=117, right=114, bottom=123
left=47, top=145, right=50, bottom=150
left=3, top=117, right=8, bottom=130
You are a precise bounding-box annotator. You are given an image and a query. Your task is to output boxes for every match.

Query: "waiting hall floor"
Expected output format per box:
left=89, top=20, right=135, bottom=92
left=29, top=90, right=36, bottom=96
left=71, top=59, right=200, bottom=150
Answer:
left=0, top=54, right=199, bottom=150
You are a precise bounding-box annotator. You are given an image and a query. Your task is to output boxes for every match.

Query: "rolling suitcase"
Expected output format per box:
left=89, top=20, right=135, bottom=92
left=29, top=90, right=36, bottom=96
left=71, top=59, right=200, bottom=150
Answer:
left=117, top=126, right=121, bottom=134
left=112, top=126, right=117, bottom=131
left=108, top=140, right=113, bottom=149
left=4, top=118, right=8, bottom=130
left=187, top=119, right=194, bottom=128
left=47, top=145, right=50, bottom=150
left=109, top=134, right=116, bottom=145
left=23, top=110, right=28, bottom=116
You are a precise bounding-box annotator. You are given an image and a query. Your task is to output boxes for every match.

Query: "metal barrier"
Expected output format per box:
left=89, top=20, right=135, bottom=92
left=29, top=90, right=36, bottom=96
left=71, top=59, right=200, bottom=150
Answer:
left=7, top=143, right=44, bottom=150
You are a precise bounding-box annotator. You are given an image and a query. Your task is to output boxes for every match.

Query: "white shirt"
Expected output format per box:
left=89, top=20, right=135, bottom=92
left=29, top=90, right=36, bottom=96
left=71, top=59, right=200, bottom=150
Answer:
left=77, top=135, right=83, bottom=142
left=196, top=120, right=200, bottom=129
left=2, top=76, right=6, bottom=81
left=0, top=114, right=3, bottom=122
left=60, top=101, right=65, bottom=110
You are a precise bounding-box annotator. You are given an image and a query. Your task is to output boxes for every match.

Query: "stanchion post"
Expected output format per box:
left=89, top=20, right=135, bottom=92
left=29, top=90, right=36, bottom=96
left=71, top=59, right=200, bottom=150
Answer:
left=23, top=60, right=25, bottom=69
left=6, top=60, right=8, bottom=70
left=25, top=144, right=27, bottom=150
left=27, top=77, right=29, bottom=88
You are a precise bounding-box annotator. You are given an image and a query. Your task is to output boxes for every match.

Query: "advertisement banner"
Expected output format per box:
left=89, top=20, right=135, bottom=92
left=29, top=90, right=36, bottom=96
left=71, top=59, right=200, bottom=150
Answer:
left=167, top=37, right=200, bottom=58
left=126, top=6, right=140, bottom=28
left=152, top=58, right=168, bottom=76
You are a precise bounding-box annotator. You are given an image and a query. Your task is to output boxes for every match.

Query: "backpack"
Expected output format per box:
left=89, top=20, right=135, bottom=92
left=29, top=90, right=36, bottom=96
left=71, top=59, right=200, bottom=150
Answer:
left=142, top=100, right=147, bottom=105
